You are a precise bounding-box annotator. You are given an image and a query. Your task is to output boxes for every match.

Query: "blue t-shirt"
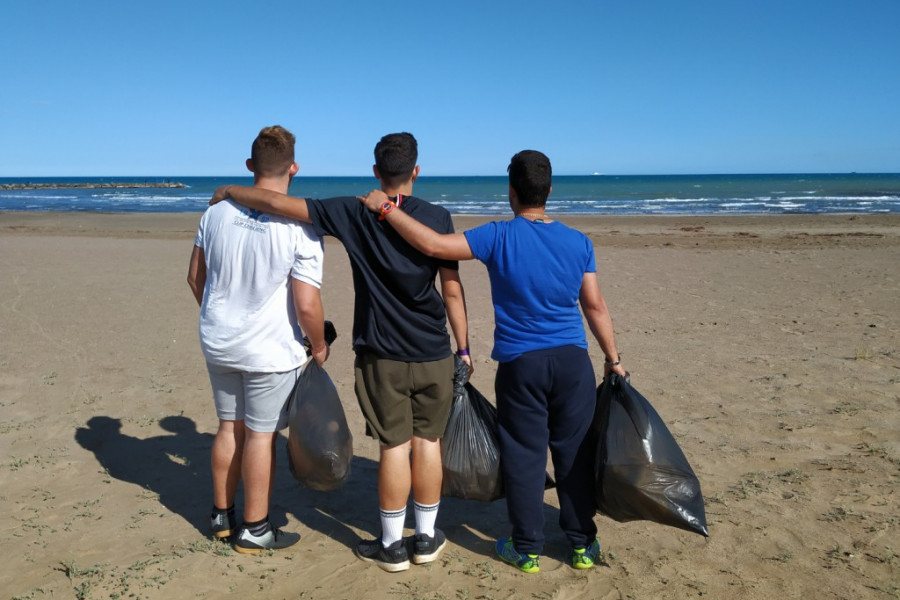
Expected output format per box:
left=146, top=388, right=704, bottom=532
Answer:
left=464, top=217, right=596, bottom=363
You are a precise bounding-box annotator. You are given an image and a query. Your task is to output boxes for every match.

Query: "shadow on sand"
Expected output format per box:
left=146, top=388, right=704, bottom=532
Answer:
left=75, top=414, right=566, bottom=559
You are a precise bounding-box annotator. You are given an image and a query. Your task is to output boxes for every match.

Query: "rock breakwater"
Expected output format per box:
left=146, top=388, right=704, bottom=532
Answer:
left=0, top=182, right=186, bottom=190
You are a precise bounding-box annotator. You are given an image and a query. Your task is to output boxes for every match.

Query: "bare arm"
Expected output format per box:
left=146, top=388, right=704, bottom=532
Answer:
left=358, top=190, right=474, bottom=261
left=439, top=267, right=473, bottom=376
left=579, top=272, right=627, bottom=377
left=293, top=279, right=329, bottom=365
left=211, top=185, right=311, bottom=223
left=187, top=245, right=206, bottom=306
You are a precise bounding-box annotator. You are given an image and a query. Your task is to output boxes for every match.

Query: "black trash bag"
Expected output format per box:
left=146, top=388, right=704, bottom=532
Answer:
left=593, top=373, right=708, bottom=537
left=286, top=323, right=352, bottom=491
left=442, top=356, right=554, bottom=502
left=441, top=374, right=504, bottom=501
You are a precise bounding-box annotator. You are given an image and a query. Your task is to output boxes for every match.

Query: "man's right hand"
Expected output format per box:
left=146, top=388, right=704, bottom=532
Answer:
left=310, top=344, right=329, bottom=366
left=210, top=185, right=232, bottom=205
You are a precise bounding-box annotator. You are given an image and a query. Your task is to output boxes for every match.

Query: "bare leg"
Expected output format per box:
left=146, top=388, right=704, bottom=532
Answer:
left=211, top=419, right=245, bottom=509
left=378, top=441, right=412, bottom=510
left=410, top=436, right=442, bottom=505
left=242, top=429, right=277, bottom=522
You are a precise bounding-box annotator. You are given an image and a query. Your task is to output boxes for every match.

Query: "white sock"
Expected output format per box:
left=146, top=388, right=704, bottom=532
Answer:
left=380, top=507, right=406, bottom=547
left=414, top=501, right=439, bottom=537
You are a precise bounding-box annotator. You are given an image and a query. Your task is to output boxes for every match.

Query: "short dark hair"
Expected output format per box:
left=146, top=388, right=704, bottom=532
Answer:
left=374, top=132, right=418, bottom=187
left=251, top=125, right=295, bottom=177
left=508, top=150, right=552, bottom=207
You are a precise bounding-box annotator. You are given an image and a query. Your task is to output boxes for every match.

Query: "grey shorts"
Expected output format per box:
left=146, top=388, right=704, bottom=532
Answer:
left=354, top=352, right=454, bottom=447
left=206, top=362, right=302, bottom=433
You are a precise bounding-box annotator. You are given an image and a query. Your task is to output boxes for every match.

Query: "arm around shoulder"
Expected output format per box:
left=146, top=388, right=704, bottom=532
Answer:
left=211, top=185, right=311, bottom=223
left=357, top=190, right=473, bottom=260
left=403, top=225, right=473, bottom=261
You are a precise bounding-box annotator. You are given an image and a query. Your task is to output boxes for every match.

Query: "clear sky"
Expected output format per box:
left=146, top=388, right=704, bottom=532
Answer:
left=1, top=0, right=898, bottom=176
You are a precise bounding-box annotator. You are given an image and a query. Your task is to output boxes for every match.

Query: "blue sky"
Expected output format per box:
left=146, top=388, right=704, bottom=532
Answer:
left=1, top=1, right=898, bottom=176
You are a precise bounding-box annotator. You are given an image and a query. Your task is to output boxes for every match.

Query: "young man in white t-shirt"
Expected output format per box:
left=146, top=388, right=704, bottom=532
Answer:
left=187, top=125, right=327, bottom=553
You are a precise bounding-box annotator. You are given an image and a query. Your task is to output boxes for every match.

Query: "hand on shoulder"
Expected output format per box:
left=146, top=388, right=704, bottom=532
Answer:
left=357, top=189, right=390, bottom=213
left=210, top=185, right=232, bottom=206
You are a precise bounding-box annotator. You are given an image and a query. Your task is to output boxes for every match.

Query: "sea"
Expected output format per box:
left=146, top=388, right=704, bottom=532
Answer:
left=1, top=173, right=899, bottom=215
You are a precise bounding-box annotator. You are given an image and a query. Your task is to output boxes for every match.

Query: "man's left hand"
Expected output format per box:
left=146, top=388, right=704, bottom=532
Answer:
left=357, top=189, right=390, bottom=213
left=460, top=353, right=474, bottom=378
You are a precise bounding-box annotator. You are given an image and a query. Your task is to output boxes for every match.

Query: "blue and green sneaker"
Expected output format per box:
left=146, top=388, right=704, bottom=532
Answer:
left=570, top=538, right=602, bottom=569
left=496, top=538, right=540, bottom=574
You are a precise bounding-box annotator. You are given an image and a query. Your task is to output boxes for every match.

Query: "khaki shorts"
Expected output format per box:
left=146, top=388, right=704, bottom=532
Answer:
left=354, top=353, right=454, bottom=447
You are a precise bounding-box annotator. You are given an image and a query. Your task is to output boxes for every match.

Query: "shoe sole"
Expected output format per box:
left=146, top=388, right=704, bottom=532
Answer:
left=233, top=543, right=301, bottom=554
left=501, top=560, right=539, bottom=574
left=356, top=550, right=410, bottom=572
left=233, top=538, right=301, bottom=554
left=212, top=529, right=234, bottom=540
left=412, top=538, right=447, bottom=565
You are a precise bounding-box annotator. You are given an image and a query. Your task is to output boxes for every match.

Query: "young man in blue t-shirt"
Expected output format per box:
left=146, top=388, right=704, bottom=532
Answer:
left=360, top=150, right=627, bottom=574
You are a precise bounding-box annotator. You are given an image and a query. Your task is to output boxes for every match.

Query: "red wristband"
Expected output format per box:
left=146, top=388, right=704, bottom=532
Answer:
left=378, top=200, right=396, bottom=220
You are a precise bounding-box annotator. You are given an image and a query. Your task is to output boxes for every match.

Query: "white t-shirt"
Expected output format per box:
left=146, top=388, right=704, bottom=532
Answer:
left=195, top=200, right=324, bottom=372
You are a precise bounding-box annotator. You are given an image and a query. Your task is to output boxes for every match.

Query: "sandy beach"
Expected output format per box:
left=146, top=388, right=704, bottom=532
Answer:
left=1, top=211, right=897, bottom=600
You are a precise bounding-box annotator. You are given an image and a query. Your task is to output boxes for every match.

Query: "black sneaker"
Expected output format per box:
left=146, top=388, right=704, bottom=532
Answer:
left=210, top=511, right=237, bottom=540
left=356, top=538, right=410, bottom=572
left=233, top=526, right=301, bottom=554
left=412, top=529, right=447, bottom=564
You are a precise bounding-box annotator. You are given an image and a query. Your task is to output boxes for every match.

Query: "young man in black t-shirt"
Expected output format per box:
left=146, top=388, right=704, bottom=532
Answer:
left=211, top=132, right=472, bottom=572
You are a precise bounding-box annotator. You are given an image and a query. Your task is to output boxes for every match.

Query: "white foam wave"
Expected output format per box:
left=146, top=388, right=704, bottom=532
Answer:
left=646, top=197, right=713, bottom=204
left=780, top=195, right=899, bottom=202
left=0, top=193, right=74, bottom=200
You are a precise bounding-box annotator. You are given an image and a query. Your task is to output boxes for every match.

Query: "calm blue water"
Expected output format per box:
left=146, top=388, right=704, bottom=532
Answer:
left=1, top=174, right=899, bottom=215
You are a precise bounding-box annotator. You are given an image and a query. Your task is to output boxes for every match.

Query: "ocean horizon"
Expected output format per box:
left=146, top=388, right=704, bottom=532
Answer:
left=2, top=173, right=899, bottom=216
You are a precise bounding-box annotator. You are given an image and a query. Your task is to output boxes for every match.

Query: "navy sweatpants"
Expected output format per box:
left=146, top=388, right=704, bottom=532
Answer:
left=495, top=345, right=598, bottom=555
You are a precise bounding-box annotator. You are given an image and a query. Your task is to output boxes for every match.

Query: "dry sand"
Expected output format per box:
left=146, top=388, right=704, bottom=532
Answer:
left=1, top=211, right=898, bottom=599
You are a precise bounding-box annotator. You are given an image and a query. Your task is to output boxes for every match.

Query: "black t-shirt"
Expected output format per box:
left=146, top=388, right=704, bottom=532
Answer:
left=306, top=195, right=458, bottom=362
